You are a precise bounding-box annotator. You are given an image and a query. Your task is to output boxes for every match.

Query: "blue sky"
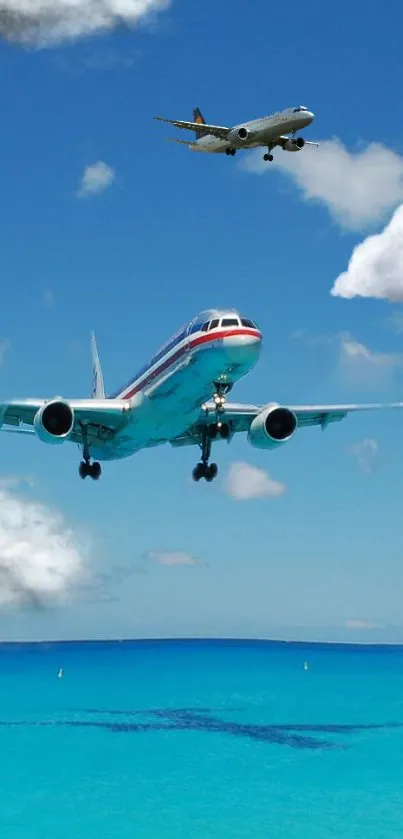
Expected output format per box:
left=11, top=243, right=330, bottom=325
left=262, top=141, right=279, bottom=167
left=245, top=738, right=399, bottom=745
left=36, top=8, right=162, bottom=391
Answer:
left=1, top=0, right=403, bottom=642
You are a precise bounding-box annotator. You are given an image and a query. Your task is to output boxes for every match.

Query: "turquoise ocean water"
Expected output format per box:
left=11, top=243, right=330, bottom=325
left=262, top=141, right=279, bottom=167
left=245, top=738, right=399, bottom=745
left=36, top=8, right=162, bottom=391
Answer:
left=1, top=639, right=403, bottom=838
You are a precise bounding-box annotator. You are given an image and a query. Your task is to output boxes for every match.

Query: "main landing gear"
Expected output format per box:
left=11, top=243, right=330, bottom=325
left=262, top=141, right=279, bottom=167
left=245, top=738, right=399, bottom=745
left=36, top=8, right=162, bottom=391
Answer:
left=226, top=148, right=236, bottom=156
left=263, top=148, right=274, bottom=162
left=79, top=460, right=102, bottom=480
left=78, top=424, right=102, bottom=480
left=192, top=384, right=231, bottom=483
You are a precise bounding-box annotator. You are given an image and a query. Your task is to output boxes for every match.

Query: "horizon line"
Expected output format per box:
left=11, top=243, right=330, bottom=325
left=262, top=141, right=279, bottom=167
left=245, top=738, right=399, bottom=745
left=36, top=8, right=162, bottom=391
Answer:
left=1, top=636, right=403, bottom=647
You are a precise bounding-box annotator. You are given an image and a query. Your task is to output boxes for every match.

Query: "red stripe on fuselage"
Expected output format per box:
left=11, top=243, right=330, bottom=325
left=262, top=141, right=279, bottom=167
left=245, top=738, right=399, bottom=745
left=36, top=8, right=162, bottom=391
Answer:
left=119, top=327, right=261, bottom=400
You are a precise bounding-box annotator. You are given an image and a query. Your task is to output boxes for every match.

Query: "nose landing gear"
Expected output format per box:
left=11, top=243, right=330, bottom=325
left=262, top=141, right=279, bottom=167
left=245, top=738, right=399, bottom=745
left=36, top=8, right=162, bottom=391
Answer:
left=192, top=383, right=233, bottom=483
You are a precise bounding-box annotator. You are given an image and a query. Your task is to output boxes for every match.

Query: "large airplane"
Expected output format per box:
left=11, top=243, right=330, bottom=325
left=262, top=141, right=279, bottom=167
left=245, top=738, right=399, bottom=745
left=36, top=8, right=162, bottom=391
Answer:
left=1, top=309, right=403, bottom=483
left=155, top=105, right=319, bottom=162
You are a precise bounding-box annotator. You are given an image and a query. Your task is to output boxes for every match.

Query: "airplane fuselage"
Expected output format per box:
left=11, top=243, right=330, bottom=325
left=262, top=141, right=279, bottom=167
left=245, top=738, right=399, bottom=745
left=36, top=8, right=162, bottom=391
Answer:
left=192, top=107, right=314, bottom=154
left=91, top=310, right=262, bottom=462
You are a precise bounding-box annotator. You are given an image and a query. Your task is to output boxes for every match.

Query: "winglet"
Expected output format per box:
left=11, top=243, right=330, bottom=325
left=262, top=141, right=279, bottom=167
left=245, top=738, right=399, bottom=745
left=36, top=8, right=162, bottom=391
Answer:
left=90, top=331, right=106, bottom=399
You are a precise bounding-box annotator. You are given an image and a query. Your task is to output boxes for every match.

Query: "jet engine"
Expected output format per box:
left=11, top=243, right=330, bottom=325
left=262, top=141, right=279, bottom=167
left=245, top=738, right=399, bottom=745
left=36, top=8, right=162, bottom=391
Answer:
left=33, top=399, right=75, bottom=445
left=247, top=404, right=297, bottom=449
left=227, top=126, right=251, bottom=145
left=283, top=137, right=305, bottom=152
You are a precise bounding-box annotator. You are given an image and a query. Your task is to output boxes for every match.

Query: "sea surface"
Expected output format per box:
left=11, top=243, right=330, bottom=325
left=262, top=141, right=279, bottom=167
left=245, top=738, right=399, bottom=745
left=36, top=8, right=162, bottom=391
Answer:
left=1, top=639, right=403, bottom=839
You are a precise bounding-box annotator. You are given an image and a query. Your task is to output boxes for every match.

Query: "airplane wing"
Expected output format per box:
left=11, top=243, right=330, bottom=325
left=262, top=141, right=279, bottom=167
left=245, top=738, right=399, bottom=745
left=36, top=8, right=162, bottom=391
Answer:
left=166, top=138, right=199, bottom=148
left=0, top=398, right=130, bottom=448
left=170, top=400, right=403, bottom=447
left=155, top=116, right=230, bottom=140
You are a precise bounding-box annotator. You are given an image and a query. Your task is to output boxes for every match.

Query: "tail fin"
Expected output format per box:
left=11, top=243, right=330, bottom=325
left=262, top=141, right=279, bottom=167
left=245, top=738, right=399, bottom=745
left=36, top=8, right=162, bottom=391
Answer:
left=193, top=107, right=206, bottom=139
left=90, top=331, right=106, bottom=399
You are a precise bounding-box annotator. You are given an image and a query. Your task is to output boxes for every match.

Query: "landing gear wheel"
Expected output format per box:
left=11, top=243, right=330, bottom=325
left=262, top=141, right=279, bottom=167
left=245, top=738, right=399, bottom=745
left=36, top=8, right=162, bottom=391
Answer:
left=79, top=460, right=102, bottom=480
left=79, top=461, right=88, bottom=479
left=205, top=463, right=218, bottom=482
left=90, top=462, right=102, bottom=480
left=208, top=422, right=230, bottom=440
left=263, top=153, right=274, bottom=162
left=192, top=463, right=205, bottom=482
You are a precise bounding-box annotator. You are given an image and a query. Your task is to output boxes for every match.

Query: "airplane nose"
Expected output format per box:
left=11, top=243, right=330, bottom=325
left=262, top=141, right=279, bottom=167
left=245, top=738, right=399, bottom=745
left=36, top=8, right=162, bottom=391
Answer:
left=223, top=332, right=262, bottom=366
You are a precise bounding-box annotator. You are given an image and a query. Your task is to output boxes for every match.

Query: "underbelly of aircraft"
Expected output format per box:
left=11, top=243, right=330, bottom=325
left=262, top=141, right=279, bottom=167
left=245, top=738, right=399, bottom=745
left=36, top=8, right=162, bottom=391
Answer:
left=91, top=346, right=250, bottom=461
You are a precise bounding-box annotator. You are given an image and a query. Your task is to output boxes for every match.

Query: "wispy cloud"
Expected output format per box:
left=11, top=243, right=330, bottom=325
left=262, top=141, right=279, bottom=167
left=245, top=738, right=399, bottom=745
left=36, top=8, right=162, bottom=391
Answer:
left=0, top=475, right=36, bottom=490
left=348, top=438, right=379, bottom=474
left=331, top=203, right=403, bottom=302
left=339, top=333, right=403, bottom=371
left=41, top=289, right=55, bottom=308
left=388, top=311, right=403, bottom=334
left=144, top=550, right=203, bottom=567
left=345, top=619, right=382, bottom=630
left=0, top=339, right=10, bottom=366
left=0, top=0, right=170, bottom=47
left=294, top=329, right=403, bottom=378
left=226, top=462, right=286, bottom=501
left=77, top=161, right=115, bottom=198
left=242, top=139, right=403, bottom=231
left=0, top=485, right=90, bottom=610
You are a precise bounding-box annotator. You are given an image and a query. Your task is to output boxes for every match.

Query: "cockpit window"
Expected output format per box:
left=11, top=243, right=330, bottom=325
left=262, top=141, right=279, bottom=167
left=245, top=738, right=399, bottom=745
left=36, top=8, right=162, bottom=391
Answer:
left=201, top=322, right=210, bottom=331
left=241, top=318, right=257, bottom=329
left=209, top=319, right=219, bottom=330
left=293, top=106, right=308, bottom=112
left=221, top=318, right=239, bottom=327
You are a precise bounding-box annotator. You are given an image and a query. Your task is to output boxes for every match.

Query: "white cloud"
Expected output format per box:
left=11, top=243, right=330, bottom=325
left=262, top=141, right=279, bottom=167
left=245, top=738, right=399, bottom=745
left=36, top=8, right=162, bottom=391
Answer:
left=331, top=204, right=403, bottom=301
left=0, top=486, right=89, bottom=609
left=345, top=620, right=382, bottom=630
left=348, top=438, right=379, bottom=474
left=226, top=462, right=286, bottom=501
left=0, top=0, right=170, bottom=47
left=77, top=161, right=115, bottom=198
left=242, top=139, right=403, bottom=231
left=145, top=551, right=202, bottom=567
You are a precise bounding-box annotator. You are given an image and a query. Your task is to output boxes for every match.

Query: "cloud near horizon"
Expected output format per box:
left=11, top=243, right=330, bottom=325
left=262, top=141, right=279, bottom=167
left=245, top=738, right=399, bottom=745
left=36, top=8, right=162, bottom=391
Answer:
left=242, top=138, right=403, bottom=231
left=77, top=161, right=115, bottom=198
left=345, top=619, right=382, bottom=630
left=0, top=486, right=90, bottom=610
left=226, top=462, right=286, bottom=501
left=0, top=0, right=170, bottom=47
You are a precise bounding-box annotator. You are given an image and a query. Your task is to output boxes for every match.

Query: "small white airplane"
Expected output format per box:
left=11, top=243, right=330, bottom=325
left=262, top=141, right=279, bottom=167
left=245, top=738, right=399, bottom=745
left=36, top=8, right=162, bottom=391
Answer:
left=1, top=309, right=402, bottom=482
left=155, top=105, right=319, bottom=162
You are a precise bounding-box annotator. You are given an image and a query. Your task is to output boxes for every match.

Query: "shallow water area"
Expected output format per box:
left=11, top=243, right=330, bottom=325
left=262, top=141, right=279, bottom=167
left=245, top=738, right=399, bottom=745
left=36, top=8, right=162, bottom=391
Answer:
left=1, top=639, right=403, bottom=839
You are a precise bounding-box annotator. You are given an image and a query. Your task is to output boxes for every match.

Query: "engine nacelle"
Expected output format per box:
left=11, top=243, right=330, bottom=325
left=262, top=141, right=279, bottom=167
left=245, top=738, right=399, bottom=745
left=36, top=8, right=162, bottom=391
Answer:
left=227, top=126, right=251, bottom=146
left=247, top=404, right=297, bottom=450
left=33, top=399, right=74, bottom=445
left=283, top=137, right=305, bottom=152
